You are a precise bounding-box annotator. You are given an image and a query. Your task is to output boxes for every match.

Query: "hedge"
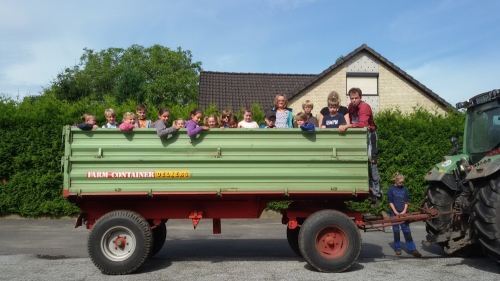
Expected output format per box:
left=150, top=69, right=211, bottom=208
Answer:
left=0, top=94, right=464, bottom=216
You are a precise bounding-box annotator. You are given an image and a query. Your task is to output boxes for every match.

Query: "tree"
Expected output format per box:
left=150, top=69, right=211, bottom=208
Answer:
left=48, top=44, right=202, bottom=105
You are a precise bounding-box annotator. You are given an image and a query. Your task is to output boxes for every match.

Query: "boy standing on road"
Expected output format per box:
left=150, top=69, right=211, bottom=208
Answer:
left=387, top=172, right=422, bottom=257
left=338, top=87, right=381, bottom=208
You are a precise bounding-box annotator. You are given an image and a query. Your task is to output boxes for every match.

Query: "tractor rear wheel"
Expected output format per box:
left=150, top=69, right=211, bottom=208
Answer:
left=422, top=182, right=455, bottom=246
left=472, top=175, right=500, bottom=262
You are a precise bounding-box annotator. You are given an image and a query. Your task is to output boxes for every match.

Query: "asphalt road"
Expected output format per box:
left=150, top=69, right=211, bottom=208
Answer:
left=0, top=218, right=498, bottom=280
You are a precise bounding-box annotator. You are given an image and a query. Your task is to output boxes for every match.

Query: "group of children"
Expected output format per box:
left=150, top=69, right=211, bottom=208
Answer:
left=74, top=104, right=186, bottom=134
left=75, top=98, right=347, bottom=138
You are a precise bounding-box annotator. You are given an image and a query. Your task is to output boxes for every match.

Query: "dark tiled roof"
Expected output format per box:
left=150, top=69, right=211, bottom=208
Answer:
left=198, top=72, right=316, bottom=110
left=198, top=44, right=453, bottom=112
left=288, top=44, right=453, bottom=109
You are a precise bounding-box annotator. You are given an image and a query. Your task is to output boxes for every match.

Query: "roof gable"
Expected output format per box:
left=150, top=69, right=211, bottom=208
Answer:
left=288, top=44, right=453, bottom=109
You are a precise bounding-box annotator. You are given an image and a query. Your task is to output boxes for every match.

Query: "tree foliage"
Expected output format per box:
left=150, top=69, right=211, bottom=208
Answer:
left=49, top=44, right=202, bottom=106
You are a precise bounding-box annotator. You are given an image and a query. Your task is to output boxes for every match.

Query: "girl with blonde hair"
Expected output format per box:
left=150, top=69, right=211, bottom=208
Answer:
left=386, top=172, right=422, bottom=257
left=271, top=94, right=293, bottom=128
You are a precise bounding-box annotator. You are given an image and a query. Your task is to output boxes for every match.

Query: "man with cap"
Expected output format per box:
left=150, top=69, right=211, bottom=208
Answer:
left=260, top=110, right=277, bottom=128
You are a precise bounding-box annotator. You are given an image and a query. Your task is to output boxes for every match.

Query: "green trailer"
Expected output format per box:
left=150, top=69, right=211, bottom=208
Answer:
left=63, top=126, right=375, bottom=274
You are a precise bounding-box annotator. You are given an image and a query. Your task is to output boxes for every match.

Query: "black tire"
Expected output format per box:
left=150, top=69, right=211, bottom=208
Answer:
left=422, top=182, right=455, bottom=243
left=286, top=218, right=305, bottom=257
left=472, top=177, right=500, bottom=262
left=298, top=210, right=361, bottom=273
left=150, top=222, right=167, bottom=257
left=88, top=210, right=152, bottom=275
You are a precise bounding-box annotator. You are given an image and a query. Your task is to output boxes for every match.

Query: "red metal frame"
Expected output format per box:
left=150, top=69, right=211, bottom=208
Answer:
left=70, top=192, right=441, bottom=234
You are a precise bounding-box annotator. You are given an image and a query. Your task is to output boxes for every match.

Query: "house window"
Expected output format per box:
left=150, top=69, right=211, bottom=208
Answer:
left=346, top=73, right=378, bottom=96
left=346, top=73, right=379, bottom=112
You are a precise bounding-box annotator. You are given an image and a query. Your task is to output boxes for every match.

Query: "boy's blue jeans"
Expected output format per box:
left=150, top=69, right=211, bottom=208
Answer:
left=391, top=212, right=416, bottom=251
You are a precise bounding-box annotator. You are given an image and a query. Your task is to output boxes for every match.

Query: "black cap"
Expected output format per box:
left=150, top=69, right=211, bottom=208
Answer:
left=265, top=110, right=276, bottom=118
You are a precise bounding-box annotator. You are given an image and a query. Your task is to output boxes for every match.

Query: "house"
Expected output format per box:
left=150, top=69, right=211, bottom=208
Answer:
left=198, top=44, right=452, bottom=116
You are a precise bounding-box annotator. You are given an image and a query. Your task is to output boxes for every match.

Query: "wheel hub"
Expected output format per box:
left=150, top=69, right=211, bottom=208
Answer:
left=114, top=236, right=127, bottom=248
left=315, top=227, right=348, bottom=259
left=101, top=226, right=137, bottom=261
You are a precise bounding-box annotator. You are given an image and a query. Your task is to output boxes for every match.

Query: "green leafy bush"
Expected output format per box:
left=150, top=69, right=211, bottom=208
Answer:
left=0, top=94, right=464, bottom=216
left=346, top=106, right=465, bottom=212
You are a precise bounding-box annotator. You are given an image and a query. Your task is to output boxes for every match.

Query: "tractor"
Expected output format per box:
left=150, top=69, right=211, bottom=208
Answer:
left=423, top=88, right=500, bottom=262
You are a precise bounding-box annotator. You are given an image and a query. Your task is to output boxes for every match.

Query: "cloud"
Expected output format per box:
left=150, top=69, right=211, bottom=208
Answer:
left=406, top=51, right=500, bottom=106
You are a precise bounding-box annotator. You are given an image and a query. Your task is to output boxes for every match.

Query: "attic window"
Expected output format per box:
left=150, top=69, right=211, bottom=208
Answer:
left=346, top=72, right=378, bottom=96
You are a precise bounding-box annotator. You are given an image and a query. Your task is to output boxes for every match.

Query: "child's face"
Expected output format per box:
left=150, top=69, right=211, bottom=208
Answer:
left=221, top=115, right=229, bottom=124
left=265, top=117, right=276, bottom=126
left=176, top=120, right=186, bottom=127
left=124, top=116, right=136, bottom=125
left=192, top=113, right=203, bottom=124
left=395, top=178, right=404, bottom=186
left=136, top=110, right=147, bottom=120
left=243, top=112, right=252, bottom=122
left=159, top=112, right=170, bottom=124
left=296, top=119, right=306, bottom=126
left=303, top=106, right=312, bottom=115
left=328, top=106, right=339, bottom=115
left=229, top=122, right=238, bottom=128
left=207, top=117, right=217, bottom=128
left=105, top=115, right=116, bottom=124
left=85, top=117, right=96, bottom=125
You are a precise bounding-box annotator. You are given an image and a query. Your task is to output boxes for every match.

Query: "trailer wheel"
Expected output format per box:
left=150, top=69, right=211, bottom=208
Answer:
left=422, top=182, right=455, bottom=243
left=298, top=210, right=361, bottom=272
left=286, top=218, right=305, bottom=257
left=150, top=222, right=167, bottom=257
left=88, top=210, right=152, bottom=275
left=472, top=176, right=500, bottom=262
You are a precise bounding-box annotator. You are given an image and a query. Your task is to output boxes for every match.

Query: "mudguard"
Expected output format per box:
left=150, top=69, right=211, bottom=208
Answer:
left=466, top=154, right=500, bottom=180
left=424, top=155, right=465, bottom=190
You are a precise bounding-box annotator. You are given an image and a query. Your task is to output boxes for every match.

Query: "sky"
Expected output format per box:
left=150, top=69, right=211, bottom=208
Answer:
left=1, top=0, right=499, bottom=106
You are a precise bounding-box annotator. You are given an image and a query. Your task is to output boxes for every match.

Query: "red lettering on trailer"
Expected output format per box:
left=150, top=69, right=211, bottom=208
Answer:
left=87, top=172, right=156, bottom=178
left=86, top=171, right=185, bottom=178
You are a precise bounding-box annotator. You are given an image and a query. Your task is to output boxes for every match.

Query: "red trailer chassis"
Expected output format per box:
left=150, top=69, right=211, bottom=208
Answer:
left=73, top=192, right=442, bottom=232
left=71, top=192, right=447, bottom=275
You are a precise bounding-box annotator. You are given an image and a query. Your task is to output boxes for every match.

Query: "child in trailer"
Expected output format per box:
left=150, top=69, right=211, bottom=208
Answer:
left=295, top=112, right=315, bottom=131
left=173, top=118, right=186, bottom=128
left=102, top=108, right=118, bottom=128
left=153, top=108, right=182, bottom=137
left=219, top=110, right=232, bottom=128
left=204, top=115, right=220, bottom=129
left=185, top=109, right=210, bottom=137
left=387, top=172, right=422, bottom=257
left=228, top=115, right=239, bottom=128
left=260, top=110, right=277, bottom=128
left=119, top=112, right=137, bottom=131
left=74, top=113, right=99, bottom=130
left=238, top=108, right=259, bottom=128
left=321, top=98, right=346, bottom=129
left=135, top=104, right=152, bottom=128
left=302, top=100, right=318, bottom=127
